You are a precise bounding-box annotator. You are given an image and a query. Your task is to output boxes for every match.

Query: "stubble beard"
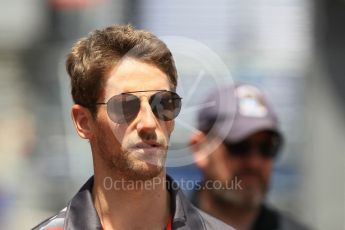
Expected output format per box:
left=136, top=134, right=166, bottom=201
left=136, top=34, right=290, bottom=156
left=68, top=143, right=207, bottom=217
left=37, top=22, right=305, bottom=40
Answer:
left=94, top=129, right=168, bottom=181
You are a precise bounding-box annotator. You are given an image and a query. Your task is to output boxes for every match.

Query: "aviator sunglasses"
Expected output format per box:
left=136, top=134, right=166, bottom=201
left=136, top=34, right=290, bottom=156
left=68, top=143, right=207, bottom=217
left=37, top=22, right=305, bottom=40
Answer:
left=223, top=135, right=281, bottom=159
left=96, top=90, right=182, bottom=124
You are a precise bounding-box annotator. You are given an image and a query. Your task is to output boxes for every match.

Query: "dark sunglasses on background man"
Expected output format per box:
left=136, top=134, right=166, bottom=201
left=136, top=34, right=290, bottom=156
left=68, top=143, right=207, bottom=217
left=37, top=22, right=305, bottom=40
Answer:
left=224, top=135, right=282, bottom=159
left=96, top=90, right=182, bottom=124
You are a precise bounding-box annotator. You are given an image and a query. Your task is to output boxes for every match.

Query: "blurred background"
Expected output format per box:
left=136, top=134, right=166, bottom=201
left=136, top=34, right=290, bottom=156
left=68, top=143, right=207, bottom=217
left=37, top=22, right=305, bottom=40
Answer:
left=0, top=0, right=344, bottom=229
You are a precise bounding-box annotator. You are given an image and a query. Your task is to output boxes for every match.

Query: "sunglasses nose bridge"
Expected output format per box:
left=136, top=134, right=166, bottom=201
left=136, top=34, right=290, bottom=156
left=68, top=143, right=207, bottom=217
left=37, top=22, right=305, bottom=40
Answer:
left=139, top=96, right=152, bottom=111
left=248, top=147, right=263, bottom=158
left=240, top=146, right=269, bottom=169
left=229, top=143, right=264, bottom=159
left=138, top=94, right=162, bottom=117
left=245, top=144, right=276, bottom=163
left=136, top=97, right=158, bottom=129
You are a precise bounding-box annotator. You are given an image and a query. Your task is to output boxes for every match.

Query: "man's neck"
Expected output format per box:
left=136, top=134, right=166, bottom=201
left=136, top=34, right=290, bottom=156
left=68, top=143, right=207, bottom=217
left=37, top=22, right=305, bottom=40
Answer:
left=198, top=189, right=260, bottom=230
left=92, top=170, right=170, bottom=230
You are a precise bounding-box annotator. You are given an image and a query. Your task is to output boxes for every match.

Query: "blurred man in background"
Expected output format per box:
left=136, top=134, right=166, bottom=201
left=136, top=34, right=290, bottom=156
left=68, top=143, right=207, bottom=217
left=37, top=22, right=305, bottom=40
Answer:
left=190, top=83, right=309, bottom=230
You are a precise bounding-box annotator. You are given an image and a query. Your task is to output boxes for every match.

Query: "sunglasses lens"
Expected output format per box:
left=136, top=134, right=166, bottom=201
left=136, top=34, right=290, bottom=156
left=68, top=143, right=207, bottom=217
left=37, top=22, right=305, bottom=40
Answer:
left=105, top=91, right=181, bottom=124
left=150, top=91, right=182, bottom=121
left=225, top=142, right=250, bottom=157
left=225, top=138, right=280, bottom=158
left=107, top=94, right=140, bottom=123
left=259, top=141, right=279, bottom=158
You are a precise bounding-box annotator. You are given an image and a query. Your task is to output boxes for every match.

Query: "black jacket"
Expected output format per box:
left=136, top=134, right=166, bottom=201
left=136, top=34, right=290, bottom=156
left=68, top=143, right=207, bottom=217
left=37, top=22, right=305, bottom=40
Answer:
left=32, top=175, right=234, bottom=230
left=191, top=189, right=310, bottom=230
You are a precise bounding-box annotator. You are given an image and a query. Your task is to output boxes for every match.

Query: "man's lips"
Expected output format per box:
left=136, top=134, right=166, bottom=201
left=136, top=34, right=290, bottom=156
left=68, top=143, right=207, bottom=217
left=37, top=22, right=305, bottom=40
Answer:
left=135, top=142, right=161, bottom=148
left=130, top=142, right=165, bottom=157
left=134, top=141, right=163, bottom=149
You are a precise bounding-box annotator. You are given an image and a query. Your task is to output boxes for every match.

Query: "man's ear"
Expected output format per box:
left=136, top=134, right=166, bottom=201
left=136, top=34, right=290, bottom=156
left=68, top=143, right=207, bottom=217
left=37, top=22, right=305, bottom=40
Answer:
left=71, top=104, right=94, bottom=139
left=190, top=131, right=209, bottom=169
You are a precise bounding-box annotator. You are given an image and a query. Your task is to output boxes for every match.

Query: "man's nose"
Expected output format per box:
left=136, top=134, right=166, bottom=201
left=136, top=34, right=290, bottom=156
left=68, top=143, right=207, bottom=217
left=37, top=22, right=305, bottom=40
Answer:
left=136, top=99, right=157, bottom=133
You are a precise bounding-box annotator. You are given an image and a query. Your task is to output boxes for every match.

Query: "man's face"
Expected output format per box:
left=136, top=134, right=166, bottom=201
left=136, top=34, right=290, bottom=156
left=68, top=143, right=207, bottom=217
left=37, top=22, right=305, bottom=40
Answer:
left=90, top=58, right=175, bottom=180
left=205, top=131, right=277, bottom=209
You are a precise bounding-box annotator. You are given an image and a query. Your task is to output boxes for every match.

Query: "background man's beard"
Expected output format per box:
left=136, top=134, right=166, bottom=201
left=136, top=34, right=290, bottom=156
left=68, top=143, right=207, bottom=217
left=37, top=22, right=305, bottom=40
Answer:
left=210, top=174, right=268, bottom=210
left=211, top=184, right=264, bottom=210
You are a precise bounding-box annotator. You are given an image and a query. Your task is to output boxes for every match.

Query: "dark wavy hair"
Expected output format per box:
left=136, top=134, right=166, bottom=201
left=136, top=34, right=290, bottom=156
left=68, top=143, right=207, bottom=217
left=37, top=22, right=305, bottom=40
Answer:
left=66, top=24, right=178, bottom=115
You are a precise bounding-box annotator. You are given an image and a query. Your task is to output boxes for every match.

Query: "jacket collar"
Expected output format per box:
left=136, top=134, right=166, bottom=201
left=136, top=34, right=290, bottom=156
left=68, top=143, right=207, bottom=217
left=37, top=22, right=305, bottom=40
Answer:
left=64, top=175, right=202, bottom=230
left=65, top=176, right=102, bottom=230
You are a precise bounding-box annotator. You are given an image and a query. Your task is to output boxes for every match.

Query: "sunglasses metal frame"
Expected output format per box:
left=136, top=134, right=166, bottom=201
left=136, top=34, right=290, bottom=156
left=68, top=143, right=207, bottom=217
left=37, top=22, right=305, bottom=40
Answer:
left=95, top=89, right=182, bottom=124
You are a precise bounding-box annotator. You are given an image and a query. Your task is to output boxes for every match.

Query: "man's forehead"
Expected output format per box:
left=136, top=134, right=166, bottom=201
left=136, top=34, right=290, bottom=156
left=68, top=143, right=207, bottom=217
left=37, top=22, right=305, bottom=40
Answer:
left=104, top=80, right=171, bottom=97
left=103, top=59, right=171, bottom=95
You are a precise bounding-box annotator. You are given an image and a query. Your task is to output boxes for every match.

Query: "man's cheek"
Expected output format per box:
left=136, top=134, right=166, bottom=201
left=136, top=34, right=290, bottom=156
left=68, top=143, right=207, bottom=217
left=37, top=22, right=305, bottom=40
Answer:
left=161, top=120, right=174, bottom=136
left=110, top=125, right=127, bottom=144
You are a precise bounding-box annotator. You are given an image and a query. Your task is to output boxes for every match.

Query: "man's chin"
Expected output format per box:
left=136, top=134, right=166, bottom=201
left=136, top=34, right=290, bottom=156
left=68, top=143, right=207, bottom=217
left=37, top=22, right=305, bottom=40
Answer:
left=132, top=155, right=164, bottom=167
left=123, top=159, right=165, bottom=181
left=129, top=148, right=166, bottom=175
left=106, top=147, right=167, bottom=181
left=239, top=188, right=264, bottom=209
left=211, top=182, right=265, bottom=210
